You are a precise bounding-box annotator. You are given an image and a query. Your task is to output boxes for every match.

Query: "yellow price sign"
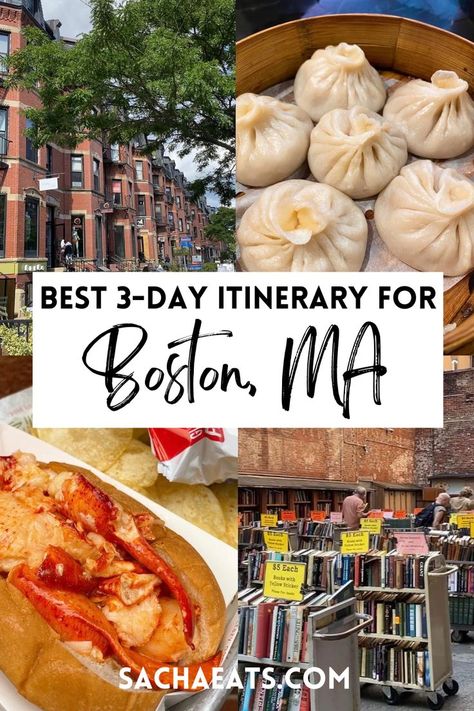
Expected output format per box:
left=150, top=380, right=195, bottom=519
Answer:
left=471, top=522, right=474, bottom=537
left=261, top=514, right=278, bottom=527
left=263, top=561, right=306, bottom=601
left=264, top=530, right=289, bottom=553
left=361, top=518, right=382, bottom=534
left=450, top=514, right=458, bottom=526
left=457, top=513, right=474, bottom=529
left=341, top=530, right=370, bottom=554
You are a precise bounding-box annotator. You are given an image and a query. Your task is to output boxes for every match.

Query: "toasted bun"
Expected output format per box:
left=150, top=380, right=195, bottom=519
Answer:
left=0, top=460, right=226, bottom=711
left=0, top=579, right=163, bottom=711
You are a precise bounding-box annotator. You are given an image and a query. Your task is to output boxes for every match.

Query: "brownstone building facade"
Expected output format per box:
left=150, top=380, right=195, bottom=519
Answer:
left=0, top=1, right=219, bottom=315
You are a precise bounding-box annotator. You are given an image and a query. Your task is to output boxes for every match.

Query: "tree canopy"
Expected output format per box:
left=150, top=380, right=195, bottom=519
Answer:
left=204, top=206, right=235, bottom=260
left=8, top=0, right=235, bottom=202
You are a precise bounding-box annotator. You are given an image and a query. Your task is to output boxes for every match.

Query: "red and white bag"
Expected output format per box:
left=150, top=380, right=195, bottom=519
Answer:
left=148, top=428, right=237, bottom=485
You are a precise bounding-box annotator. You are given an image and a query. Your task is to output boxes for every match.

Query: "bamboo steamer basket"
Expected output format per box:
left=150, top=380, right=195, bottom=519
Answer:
left=236, top=14, right=474, bottom=94
left=237, top=15, right=474, bottom=352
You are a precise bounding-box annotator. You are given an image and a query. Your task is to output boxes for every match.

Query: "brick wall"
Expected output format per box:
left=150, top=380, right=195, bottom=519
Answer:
left=240, top=370, right=474, bottom=488
left=414, top=368, right=474, bottom=485
left=239, top=428, right=417, bottom=484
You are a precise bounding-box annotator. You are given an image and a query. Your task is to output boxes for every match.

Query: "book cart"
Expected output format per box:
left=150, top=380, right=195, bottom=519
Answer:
left=427, top=531, right=474, bottom=643
left=447, top=559, right=474, bottom=643
left=331, top=552, right=459, bottom=709
left=238, top=589, right=372, bottom=710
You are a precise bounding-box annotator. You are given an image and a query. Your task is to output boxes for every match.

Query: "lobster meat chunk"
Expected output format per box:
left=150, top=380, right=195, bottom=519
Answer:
left=48, top=472, right=195, bottom=648
left=37, top=546, right=97, bottom=595
left=9, top=565, right=220, bottom=691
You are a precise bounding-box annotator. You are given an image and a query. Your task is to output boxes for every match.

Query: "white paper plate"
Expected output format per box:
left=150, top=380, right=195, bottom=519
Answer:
left=0, top=424, right=237, bottom=711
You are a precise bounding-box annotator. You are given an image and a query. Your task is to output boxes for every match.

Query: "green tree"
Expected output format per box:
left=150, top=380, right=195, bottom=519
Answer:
left=204, top=206, right=235, bottom=260
left=7, top=0, right=235, bottom=202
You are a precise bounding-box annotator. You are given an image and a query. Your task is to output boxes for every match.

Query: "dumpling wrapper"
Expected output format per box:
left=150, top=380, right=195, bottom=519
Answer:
left=236, top=92, right=313, bottom=187
left=383, top=70, right=474, bottom=159
left=308, top=106, right=408, bottom=199
left=294, top=42, right=386, bottom=122
left=374, top=160, right=474, bottom=276
left=238, top=179, right=368, bottom=272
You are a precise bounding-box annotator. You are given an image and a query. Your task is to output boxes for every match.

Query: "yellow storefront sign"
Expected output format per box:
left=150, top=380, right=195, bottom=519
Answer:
left=341, top=530, right=370, bottom=554
left=263, top=530, right=289, bottom=553
left=361, top=518, right=382, bottom=534
left=263, top=561, right=306, bottom=601
left=261, top=514, right=278, bottom=527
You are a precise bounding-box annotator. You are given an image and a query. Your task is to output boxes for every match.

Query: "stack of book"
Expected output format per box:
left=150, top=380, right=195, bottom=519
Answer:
left=244, top=550, right=336, bottom=590
left=356, top=592, right=427, bottom=638
left=448, top=596, right=474, bottom=626
left=239, top=527, right=264, bottom=546
left=239, top=590, right=330, bottom=663
left=296, top=520, right=334, bottom=537
left=359, top=640, right=430, bottom=686
left=334, top=552, right=428, bottom=589
left=448, top=563, right=474, bottom=594
left=428, top=534, right=474, bottom=561
left=239, top=670, right=309, bottom=711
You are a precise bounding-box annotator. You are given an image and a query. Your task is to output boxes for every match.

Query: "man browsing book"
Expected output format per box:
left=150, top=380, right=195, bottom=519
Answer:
left=342, top=486, right=369, bottom=530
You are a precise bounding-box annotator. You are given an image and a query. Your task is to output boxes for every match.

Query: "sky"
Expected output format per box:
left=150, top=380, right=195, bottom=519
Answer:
left=41, top=0, right=220, bottom=206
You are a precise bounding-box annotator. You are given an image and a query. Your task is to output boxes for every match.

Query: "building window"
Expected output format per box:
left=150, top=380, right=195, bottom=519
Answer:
left=24, top=197, right=39, bottom=257
left=71, top=155, right=84, bottom=188
left=110, top=144, right=120, bottom=162
left=137, top=194, right=146, bottom=216
left=135, top=161, right=143, bottom=181
left=46, top=145, right=53, bottom=174
left=25, top=118, right=38, bottom=164
left=0, top=108, right=8, bottom=156
left=176, top=195, right=181, bottom=208
left=112, top=179, right=122, bottom=206
left=72, top=216, right=85, bottom=257
left=168, top=211, right=174, bottom=225
left=128, top=180, right=133, bottom=199
left=0, top=193, right=6, bottom=257
left=150, top=195, right=154, bottom=215
left=178, top=218, right=183, bottom=231
left=93, top=158, right=100, bottom=192
left=0, top=33, right=10, bottom=75
left=186, top=222, right=190, bottom=232
left=114, top=225, right=125, bottom=259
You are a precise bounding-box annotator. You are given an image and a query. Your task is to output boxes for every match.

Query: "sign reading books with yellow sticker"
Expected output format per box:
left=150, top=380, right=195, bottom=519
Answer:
left=361, top=518, right=382, bottom=534
left=341, top=530, right=370, bottom=554
left=263, top=561, right=306, bottom=601
left=261, top=514, right=278, bottom=527
left=263, top=530, right=289, bottom=553
left=457, top=513, right=474, bottom=529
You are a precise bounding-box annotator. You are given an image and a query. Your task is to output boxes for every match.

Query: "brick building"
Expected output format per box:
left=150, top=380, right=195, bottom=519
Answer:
left=0, top=0, right=219, bottom=315
left=414, top=365, right=474, bottom=493
left=239, top=428, right=417, bottom=486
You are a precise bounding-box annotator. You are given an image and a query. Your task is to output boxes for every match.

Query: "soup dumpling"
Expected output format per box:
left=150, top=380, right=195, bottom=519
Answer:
left=383, top=71, right=474, bottom=159
left=375, top=160, right=474, bottom=276
left=238, top=179, right=368, bottom=272
left=308, top=106, right=407, bottom=199
left=236, top=93, right=313, bottom=187
left=294, top=43, right=386, bottom=122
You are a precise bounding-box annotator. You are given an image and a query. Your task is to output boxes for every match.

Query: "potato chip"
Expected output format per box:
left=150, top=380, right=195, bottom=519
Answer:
left=36, top=428, right=133, bottom=472
left=211, top=480, right=238, bottom=547
left=106, top=440, right=158, bottom=488
left=146, top=476, right=226, bottom=540
left=133, top=429, right=150, bottom=444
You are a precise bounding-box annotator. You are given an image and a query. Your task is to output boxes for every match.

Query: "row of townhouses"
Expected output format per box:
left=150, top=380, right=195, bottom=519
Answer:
left=0, top=0, right=221, bottom=316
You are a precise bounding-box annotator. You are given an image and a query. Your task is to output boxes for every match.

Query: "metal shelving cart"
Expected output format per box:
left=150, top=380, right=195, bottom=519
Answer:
left=238, top=596, right=372, bottom=711
left=445, top=559, right=474, bottom=643
left=332, top=552, right=460, bottom=709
